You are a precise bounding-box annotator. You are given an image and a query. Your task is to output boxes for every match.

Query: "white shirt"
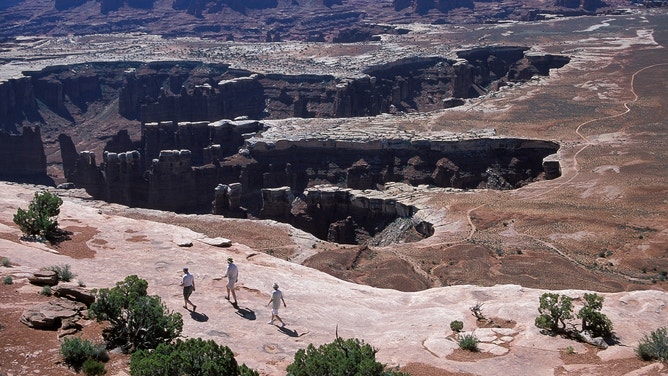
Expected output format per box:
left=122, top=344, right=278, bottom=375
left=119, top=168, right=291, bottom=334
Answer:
left=182, top=273, right=194, bottom=287
left=225, top=263, right=238, bottom=281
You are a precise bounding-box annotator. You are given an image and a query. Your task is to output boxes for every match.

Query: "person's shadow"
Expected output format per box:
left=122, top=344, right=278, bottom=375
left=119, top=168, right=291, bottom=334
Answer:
left=190, top=311, right=209, bottom=322
left=235, top=305, right=256, bottom=321
left=278, top=326, right=304, bottom=337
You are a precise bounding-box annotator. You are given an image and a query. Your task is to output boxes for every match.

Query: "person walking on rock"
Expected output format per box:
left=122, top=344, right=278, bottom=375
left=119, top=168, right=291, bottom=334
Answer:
left=267, top=282, right=286, bottom=327
left=223, top=257, right=239, bottom=304
left=180, top=267, right=196, bottom=311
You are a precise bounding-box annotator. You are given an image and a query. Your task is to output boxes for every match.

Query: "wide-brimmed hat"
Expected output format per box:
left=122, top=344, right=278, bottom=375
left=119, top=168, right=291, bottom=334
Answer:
left=227, top=257, right=234, bottom=263
left=272, top=282, right=279, bottom=289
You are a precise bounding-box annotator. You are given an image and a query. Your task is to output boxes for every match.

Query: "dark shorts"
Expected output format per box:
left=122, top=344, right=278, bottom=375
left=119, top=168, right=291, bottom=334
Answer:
left=183, top=285, right=194, bottom=299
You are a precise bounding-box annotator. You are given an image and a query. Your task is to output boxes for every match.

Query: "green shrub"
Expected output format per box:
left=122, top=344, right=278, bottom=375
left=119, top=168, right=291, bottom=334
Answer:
left=131, top=338, right=258, bottom=376
left=82, top=358, right=107, bottom=376
left=2, top=275, right=12, bottom=285
left=13, top=191, right=64, bottom=242
left=1, top=257, right=10, bottom=267
left=535, top=293, right=573, bottom=333
left=635, top=327, right=668, bottom=362
left=89, top=275, right=182, bottom=353
left=286, top=336, right=408, bottom=376
left=457, top=334, right=479, bottom=352
left=60, top=337, right=108, bottom=373
left=577, top=293, right=613, bottom=338
left=450, top=320, right=464, bottom=332
left=41, top=285, right=52, bottom=296
left=47, top=264, right=75, bottom=282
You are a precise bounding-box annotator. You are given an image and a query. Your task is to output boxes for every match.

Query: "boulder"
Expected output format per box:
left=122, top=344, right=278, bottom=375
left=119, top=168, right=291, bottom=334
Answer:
left=28, top=270, right=58, bottom=286
left=52, top=285, right=96, bottom=306
left=20, top=299, right=87, bottom=330
left=199, top=237, right=233, bottom=247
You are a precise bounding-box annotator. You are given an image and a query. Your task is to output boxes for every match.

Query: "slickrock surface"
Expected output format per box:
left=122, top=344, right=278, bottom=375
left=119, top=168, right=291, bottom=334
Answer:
left=0, top=181, right=666, bottom=375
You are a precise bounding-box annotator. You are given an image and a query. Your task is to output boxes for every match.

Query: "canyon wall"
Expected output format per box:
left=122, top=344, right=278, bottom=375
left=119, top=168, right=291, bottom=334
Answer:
left=68, top=116, right=560, bottom=215
left=0, top=126, right=52, bottom=185
left=0, top=48, right=570, bottom=133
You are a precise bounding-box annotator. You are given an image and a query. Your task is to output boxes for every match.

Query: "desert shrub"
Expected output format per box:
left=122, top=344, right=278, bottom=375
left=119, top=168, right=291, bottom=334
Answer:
left=2, top=275, right=12, bottom=285
left=450, top=320, right=464, bottom=332
left=60, top=337, right=109, bottom=373
left=131, top=338, right=258, bottom=376
left=89, top=275, right=182, bottom=353
left=470, top=302, right=486, bottom=320
left=535, top=293, right=573, bottom=333
left=457, top=334, right=479, bottom=352
left=41, top=285, right=52, bottom=296
left=1, top=257, right=10, bottom=267
left=577, top=293, right=613, bottom=338
left=286, top=336, right=408, bottom=376
left=82, top=358, right=107, bottom=376
left=13, top=190, right=63, bottom=242
left=46, top=264, right=75, bottom=282
left=635, top=327, right=668, bottom=362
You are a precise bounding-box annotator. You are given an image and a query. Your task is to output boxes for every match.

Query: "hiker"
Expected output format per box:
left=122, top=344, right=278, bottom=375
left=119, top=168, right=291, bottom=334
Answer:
left=267, top=282, right=286, bottom=327
left=223, top=257, right=239, bottom=304
left=180, top=267, right=196, bottom=311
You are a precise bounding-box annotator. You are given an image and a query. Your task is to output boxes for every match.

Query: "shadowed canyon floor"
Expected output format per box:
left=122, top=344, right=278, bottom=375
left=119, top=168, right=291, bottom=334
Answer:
left=1, top=5, right=668, bottom=376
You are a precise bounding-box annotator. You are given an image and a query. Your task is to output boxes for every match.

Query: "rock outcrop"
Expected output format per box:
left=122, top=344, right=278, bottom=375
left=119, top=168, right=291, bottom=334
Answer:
left=0, top=76, right=37, bottom=134
left=69, top=115, right=560, bottom=226
left=20, top=298, right=87, bottom=330
left=28, top=270, right=59, bottom=286
left=1, top=50, right=569, bottom=131
left=0, top=126, right=51, bottom=185
left=52, top=285, right=96, bottom=306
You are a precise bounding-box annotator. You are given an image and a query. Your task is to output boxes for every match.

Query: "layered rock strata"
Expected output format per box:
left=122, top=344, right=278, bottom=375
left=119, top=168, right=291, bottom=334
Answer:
left=68, top=118, right=560, bottom=219
left=0, top=48, right=569, bottom=132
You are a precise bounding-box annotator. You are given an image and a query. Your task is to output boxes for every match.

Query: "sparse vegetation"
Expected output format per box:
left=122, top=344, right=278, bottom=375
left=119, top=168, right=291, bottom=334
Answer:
left=536, top=291, right=616, bottom=349
left=2, top=275, right=13, bottom=285
left=577, top=293, right=613, bottom=338
left=41, top=285, right=52, bottom=296
left=535, top=293, right=573, bottom=333
left=82, top=358, right=107, bottom=376
left=46, top=264, right=75, bottom=282
left=89, top=275, right=183, bottom=353
left=13, top=190, right=64, bottom=243
left=60, top=337, right=109, bottom=373
left=131, top=338, right=258, bottom=376
left=1, top=257, right=10, bottom=267
left=470, top=302, right=486, bottom=320
left=450, top=320, right=464, bottom=332
left=457, top=334, right=479, bottom=352
left=286, top=334, right=408, bottom=376
left=635, top=327, right=668, bottom=362
left=566, top=346, right=575, bottom=355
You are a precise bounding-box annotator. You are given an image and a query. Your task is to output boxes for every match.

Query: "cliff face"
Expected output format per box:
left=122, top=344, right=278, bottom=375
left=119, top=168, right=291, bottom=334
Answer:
left=67, top=117, right=559, bottom=243
left=0, top=126, right=52, bottom=185
left=0, top=77, right=38, bottom=134
left=69, top=115, right=560, bottom=214
left=118, top=61, right=265, bottom=122
left=0, top=49, right=569, bottom=133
